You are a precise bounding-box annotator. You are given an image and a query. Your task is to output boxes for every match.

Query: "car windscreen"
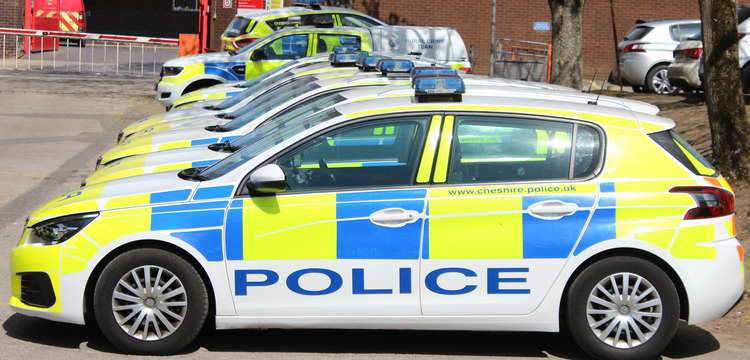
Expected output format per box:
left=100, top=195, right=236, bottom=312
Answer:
left=624, top=26, right=653, bottom=40
left=214, top=73, right=308, bottom=111
left=219, top=79, right=323, bottom=131
left=230, top=92, right=348, bottom=148
left=223, top=17, right=252, bottom=37
left=200, top=108, right=343, bottom=179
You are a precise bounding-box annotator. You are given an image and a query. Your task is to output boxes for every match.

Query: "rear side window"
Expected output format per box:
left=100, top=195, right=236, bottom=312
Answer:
left=670, top=23, right=701, bottom=42
left=446, top=116, right=603, bottom=184
left=649, top=130, right=716, bottom=176
left=340, top=14, right=381, bottom=27
left=267, top=16, right=301, bottom=31
left=624, top=26, right=653, bottom=41
left=224, top=17, right=252, bottom=37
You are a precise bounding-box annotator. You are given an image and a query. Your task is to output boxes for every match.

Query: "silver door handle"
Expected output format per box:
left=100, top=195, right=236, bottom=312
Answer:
left=528, top=200, right=579, bottom=220
left=369, top=208, right=420, bottom=228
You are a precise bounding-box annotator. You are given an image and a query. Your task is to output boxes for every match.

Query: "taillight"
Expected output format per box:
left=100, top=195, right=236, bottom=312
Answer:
left=233, top=38, right=259, bottom=49
left=670, top=186, right=735, bottom=219
left=679, top=48, right=703, bottom=59
left=458, top=67, right=472, bottom=73
left=738, top=33, right=747, bottom=40
left=623, top=43, right=646, bottom=53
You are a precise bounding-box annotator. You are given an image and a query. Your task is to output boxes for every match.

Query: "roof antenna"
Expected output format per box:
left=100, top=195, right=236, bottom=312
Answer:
left=587, top=70, right=602, bottom=105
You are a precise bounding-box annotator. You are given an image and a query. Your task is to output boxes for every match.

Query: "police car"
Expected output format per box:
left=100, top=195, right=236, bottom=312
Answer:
left=11, top=75, right=743, bottom=359
left=156, top=26, right=371, bottom=107
left=87, top=69, right=660, bottom=186
left=221, top=0, right=385, bottom=51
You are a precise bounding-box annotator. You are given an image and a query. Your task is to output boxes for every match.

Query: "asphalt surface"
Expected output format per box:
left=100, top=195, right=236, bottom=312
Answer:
left=0, top=71, right=747, bottom=359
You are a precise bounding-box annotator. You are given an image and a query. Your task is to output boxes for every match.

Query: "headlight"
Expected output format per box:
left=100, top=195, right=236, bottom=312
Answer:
left=29, top=212, right=99, bottom=245
left=162, top=66, right=183, bottom=76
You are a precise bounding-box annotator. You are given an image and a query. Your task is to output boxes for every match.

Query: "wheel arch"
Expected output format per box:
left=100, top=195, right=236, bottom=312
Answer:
left=82, top=239, right=217, bottom=330
left=646, top=61, right=673, bottom=80
left=558, top=247, right=690, bottom=327
left=182, top=78, right=226, bottom=95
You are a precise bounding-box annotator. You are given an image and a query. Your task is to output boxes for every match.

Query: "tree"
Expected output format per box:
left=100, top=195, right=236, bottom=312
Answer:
left=700, top=0, right=750, bottom=180
left=548, top=0, right=585, bottom=89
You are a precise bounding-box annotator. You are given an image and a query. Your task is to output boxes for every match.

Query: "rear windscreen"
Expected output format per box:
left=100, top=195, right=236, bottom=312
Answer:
left=624, top=26, right=653, bottom=41
left=224, top=17, right=252, bottom=37
left=649, top=130, right=716, bottom=176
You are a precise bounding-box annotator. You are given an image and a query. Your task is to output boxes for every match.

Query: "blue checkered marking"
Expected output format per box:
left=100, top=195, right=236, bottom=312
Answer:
left=204, top=61, right=245, bottom=81
left=151, top=201, right=228, bottom=231
left=191, top=138, right=219, bottom=146
left=192, top=159, right=219, bottom=167
left=171, top=229, right=223, bottom=261
left=150, top=189, right=191, bottom=204
left=573, top=208, right=616, bottom=255
left=598, top=182, right=616, bottom=207
left=193, top=185, right=234, bottom=200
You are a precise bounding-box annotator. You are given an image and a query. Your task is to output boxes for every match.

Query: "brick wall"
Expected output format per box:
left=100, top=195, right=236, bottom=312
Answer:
left=210, top=0, right=239, bottom=50
left=0, top=0, right=24, bottom=56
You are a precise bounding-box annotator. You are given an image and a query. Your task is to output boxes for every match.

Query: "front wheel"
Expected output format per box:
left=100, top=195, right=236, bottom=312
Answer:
left=93, top=248, right=209, bottom=355
left=566, top=256, right=680, bottom=360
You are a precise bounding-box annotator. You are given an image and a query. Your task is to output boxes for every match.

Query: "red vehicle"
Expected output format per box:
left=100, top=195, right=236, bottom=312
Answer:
left=24, top=0, right=87, bottom=52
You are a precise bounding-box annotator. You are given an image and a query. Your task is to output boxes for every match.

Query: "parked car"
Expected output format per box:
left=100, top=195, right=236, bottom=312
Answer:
left=610, top=19, right=701, bottom=94
left=667, top=6, right=750, bottom=92
left=667, top=34, right=703, bottom=91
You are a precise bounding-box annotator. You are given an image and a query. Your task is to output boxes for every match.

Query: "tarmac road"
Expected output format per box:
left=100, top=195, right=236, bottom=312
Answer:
left=0, top=71, right=747, bottom=359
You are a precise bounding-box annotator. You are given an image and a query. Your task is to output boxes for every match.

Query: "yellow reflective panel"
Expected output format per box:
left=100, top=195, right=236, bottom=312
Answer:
left=578, top=113, right=638, bottom=129
left=615, top=207, right=685, bottom=239
left=671, top=224, right=717, bottom=259
left=641, top=121, right=668, bottom=133
left=243, top=194, right=337, bottom=260
left=171, top=63, right=206, bottom=86
left=104, top=194, right=151, bottom=210
left=158, top=140, right=192, bottom=151
left=634, top=229, right=676, bottom=250
left=433, top=115, right=455, bottom=183
left=416, top=115, right=443, bottom=183
left=673, top=139, right=717, bottom=176
left=602, top=127, right=692, bottom=179
left=83, top=208, right=151, bottom=246
left=87, top=167, right=147, bottom=185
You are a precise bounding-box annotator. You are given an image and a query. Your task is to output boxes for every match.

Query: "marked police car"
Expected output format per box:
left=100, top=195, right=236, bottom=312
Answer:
left=157, top=25, right=471, bottom=107
left=156, top=26, right=371, bottom=107
left=87, top=69, right=661, bottom=186
left=12, top=75, right=743, bottom=359
left=221, top=1, right=385, bottom=51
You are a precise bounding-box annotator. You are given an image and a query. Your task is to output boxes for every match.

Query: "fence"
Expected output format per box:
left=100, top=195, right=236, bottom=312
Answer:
left=0, top=28, right=179, bottom=77
left=491, top=38, right=552, bottom=83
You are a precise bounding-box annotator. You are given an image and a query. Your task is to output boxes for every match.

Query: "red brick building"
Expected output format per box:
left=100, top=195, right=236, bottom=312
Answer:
left=210, top=0, right=750, bottom=76
left=0, top=0, right=24, bottom=56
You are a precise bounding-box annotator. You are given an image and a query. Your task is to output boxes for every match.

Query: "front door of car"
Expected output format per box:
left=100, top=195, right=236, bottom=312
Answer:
left=245, top=34, right=311, bottom=80
left=226, top=115, right=440, bottom=316
left=421, top=114, right=604, bottom=316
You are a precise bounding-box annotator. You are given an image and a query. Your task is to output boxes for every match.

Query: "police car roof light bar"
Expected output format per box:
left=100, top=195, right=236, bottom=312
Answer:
left=411, top=67, right=457, bottom=78
left=378, top=59, right=414, bottom=77
left=331, top=52, right=359, bottom=67
left=361, top=56, right=387, bottom=72
left=355, top=51, right=370, bottom=67
left=292, top=0, right=325, bottom=9
left=333, top=46, right=360, bottom=54
left=414, top=76, right=466, bottom=103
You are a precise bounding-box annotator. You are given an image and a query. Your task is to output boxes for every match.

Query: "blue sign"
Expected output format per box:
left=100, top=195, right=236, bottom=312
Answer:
left=533, top=22, right=551, bottom=31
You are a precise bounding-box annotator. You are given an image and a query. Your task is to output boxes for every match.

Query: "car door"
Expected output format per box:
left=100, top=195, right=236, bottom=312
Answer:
left=226, top=114, right=441, bottom=317
left=245, top=34, right=311, bottom=80
left=421, top=114, right=604, bottom=316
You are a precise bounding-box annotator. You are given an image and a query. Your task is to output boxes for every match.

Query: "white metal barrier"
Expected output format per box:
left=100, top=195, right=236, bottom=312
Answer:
left=0, top=27, right=179, bottom=77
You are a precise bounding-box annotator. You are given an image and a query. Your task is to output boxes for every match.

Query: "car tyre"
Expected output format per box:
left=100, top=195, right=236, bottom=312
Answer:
left=646, top=65, right=677, bottom=94
left=566, top=256, right=680, bottom=360
left=632, top=86, right=645, bottom=93
left=93, top=248, right=209, bottom=355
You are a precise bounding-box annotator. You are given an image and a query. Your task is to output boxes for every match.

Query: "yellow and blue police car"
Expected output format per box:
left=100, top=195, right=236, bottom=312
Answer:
left=221, top=1, right=386, bottom=51
left=11, top=75, right=743, bottom=359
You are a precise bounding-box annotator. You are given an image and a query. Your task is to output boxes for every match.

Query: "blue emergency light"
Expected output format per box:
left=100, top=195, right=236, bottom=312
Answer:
left=339, top=36, right=359, bottom=46
left=293, top=0, right=325, bottom=7
left=333, top=46, right=360, bottom=54
left=411, top=67, right=457, bottom=78
left=331, top=52, right=359, bottom=66
left=378, top=59, right=414, bottom=76
left=355, top=51, right=370, bottom=67
left=361, top=56, right=386, bottom=71
left=414, top=76, right=465, bottom=102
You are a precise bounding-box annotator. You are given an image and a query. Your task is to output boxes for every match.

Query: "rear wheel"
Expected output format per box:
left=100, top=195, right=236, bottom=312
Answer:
left=646, top=65, right=677, bottom=94
left=93, top=248, right=209, bottom=355
left=566, top=256, right=680, bottom=360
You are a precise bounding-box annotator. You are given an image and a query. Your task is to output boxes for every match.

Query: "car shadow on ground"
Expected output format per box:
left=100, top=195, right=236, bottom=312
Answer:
left=3, top=313, right=720, bottom=359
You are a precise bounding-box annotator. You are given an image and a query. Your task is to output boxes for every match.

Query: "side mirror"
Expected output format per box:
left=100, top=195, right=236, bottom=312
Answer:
left=247, top=164, right=287, bottom=194
left=251, top=49, right=267, bottom=61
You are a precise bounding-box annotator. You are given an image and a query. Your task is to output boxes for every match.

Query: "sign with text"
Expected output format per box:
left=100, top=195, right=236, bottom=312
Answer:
left=238, top=0, right=264, bottom=9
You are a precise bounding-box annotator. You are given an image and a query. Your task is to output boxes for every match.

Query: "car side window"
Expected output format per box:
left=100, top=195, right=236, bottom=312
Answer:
left=260, top=34, right=309, bottom=60
left=573, top=124, right=603, bottom=178
left=678, top=23, right=701, bottom=41
left=446, top=116, right=575, bottom=183
left=301, top=13, right=334, bottom=27
left=275, top=117, right=430, bottom=192
left=266, top=17, right=300, bottom=31
left=340, top=14, right=381, bottom=27
left=316, top=34, right=361, bottom=53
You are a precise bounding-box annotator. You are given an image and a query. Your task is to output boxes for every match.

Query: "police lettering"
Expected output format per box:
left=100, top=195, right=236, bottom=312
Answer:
left=235, top=267, right=529, bottom=296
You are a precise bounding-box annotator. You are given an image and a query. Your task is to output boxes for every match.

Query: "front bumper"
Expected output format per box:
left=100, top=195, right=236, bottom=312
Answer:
left=9, top=228, right=88, bottom=325
left=680, top=237, right=745, bottom=325
left=156, top=81, right=182, bottom=107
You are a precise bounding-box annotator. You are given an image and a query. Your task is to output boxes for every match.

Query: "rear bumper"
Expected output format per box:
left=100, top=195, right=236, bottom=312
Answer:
left=679, top=237, right=745, bottom=325
left=668, top=61, right=701, bottom=90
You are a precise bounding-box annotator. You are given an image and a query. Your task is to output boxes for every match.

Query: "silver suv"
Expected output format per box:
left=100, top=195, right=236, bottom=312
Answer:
left=610, top=19, right=701, bottom=94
